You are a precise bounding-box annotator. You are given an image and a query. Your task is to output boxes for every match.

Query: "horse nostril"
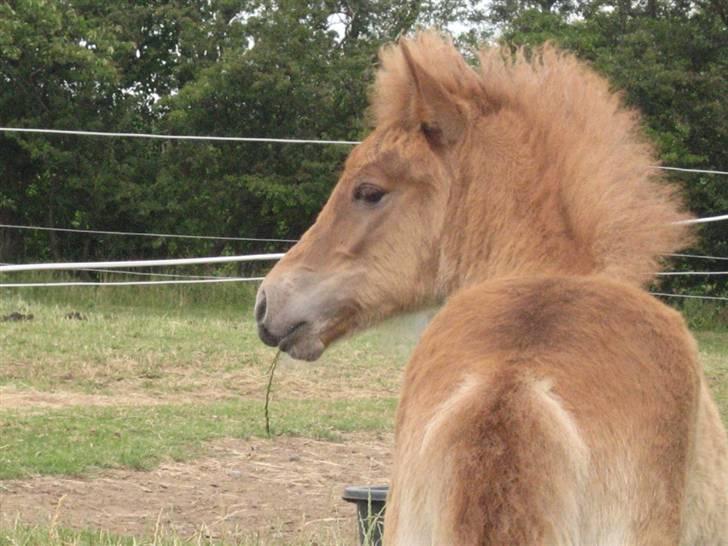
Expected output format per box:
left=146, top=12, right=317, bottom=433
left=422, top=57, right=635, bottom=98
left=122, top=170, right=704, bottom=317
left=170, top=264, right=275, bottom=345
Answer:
left=255, top=289, right=268, bottom=324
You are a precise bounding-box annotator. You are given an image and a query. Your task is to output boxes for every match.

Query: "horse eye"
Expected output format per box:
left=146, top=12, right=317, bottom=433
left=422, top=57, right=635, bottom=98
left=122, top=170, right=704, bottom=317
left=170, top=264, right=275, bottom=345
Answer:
left=353, top=183, right=387, bottom=205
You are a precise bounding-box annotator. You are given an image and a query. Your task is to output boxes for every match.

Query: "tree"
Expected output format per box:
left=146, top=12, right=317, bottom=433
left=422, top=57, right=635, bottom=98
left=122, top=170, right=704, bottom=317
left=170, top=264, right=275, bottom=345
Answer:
left=0, top=0, right=477, bottom=264
left=0, top=0, right=127, bottom=261
left=155, top=0, right=476, bottom=258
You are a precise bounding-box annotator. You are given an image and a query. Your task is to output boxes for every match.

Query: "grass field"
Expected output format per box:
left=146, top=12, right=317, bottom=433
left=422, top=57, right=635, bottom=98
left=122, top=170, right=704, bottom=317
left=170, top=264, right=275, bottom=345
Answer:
left=0, top=284, right=726, bottom=545
left=0, top=285, right=421, bottom=545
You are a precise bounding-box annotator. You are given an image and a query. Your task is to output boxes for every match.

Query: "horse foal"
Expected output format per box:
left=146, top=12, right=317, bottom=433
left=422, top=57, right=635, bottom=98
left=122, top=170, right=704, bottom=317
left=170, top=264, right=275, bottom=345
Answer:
left=255, top=32, right=728, bottom=545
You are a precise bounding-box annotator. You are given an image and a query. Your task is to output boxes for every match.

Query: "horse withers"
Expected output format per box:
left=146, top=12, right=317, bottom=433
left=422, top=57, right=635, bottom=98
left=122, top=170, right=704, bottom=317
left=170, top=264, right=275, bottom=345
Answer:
left=255, top=32, right=728, bottom=545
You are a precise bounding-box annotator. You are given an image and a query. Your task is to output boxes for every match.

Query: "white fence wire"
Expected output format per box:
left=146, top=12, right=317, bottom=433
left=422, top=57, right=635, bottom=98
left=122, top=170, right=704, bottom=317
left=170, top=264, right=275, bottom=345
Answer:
left=651, top=292, right=728, bottom=302
left=0, top=223, right=297, bottom=243
left=0, top=277, right=263, bottom=288
left=669, top=253, right=728, bottom=261
left=0, top=253, right=284, bottom=274
left=1, top=126, right=727, bottom=176
left=675, top=214, right=728, bottom=225
left=652, top=166, right=728, bottom=176
left=0, top=127, right=359, bottom=146
left=2, top=251, right=728, bottom=300
left=657, top=271, right=728, bottom=276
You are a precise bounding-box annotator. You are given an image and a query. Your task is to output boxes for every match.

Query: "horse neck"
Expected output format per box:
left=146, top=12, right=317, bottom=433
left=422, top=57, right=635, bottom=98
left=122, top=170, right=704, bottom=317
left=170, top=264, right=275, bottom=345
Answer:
left=436, top=115, right=595, bottom=296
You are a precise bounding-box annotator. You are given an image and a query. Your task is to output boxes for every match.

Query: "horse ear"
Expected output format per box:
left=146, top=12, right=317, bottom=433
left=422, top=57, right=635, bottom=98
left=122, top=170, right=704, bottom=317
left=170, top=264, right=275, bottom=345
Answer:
left=400, top=40, right=464, bottom=147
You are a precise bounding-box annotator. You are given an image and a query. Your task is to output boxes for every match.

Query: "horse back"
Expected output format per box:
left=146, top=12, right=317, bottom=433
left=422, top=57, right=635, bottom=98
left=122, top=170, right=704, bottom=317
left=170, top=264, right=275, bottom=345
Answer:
left=386, top=275, right=705, bottom=545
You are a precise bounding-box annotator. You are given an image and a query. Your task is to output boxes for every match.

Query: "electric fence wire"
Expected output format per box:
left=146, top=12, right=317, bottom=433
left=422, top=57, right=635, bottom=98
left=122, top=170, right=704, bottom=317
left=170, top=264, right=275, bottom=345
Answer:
left=1, top=127, right=726, bottom=176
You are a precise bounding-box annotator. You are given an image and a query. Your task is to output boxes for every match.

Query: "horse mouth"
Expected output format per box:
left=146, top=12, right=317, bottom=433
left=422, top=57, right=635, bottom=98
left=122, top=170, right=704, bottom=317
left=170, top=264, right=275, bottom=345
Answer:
left=255, top=297, right=359, bottom=362
left=278, top=322, right=325, bottom=362
left=277, top=313, right=357, bottom=362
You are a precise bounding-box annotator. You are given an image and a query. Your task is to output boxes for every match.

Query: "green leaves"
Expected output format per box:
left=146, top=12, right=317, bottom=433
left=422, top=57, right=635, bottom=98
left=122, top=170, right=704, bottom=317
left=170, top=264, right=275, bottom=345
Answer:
left=1, top=0, right=725, bottom=296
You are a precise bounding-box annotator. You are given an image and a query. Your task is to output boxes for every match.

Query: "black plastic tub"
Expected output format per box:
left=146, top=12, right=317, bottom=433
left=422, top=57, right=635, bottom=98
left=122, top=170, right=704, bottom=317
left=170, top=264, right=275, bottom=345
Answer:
left=342, top=485, right=389, bottom=546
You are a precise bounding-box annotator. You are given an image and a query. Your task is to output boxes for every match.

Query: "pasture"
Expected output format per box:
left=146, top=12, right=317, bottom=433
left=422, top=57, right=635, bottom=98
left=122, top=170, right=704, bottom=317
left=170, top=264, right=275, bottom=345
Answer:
left=0, top=284, right=726, bottom=545
left=0, top=283, right=421, bottom=545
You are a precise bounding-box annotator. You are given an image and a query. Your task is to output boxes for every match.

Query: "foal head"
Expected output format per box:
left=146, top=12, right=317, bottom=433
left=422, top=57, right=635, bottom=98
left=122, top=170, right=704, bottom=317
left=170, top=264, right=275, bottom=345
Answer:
left=254, top=32, right=690, bottom=361
left=254, top=35, right=477, bottom=360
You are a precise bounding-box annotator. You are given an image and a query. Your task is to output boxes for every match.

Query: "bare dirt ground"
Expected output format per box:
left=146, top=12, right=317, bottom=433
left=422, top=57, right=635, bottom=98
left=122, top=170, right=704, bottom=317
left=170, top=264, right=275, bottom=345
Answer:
left=0, top=434, right=393, bottom=544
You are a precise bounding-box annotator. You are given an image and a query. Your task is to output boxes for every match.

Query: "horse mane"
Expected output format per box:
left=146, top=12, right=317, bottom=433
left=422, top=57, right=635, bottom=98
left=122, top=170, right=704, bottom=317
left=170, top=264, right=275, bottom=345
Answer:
left=371, top=31, right=693, bottom=286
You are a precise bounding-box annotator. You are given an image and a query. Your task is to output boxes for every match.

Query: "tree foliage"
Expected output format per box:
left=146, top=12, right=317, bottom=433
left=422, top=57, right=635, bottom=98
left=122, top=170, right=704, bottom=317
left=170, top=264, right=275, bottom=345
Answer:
left=0, top=0, right=725, bottom=293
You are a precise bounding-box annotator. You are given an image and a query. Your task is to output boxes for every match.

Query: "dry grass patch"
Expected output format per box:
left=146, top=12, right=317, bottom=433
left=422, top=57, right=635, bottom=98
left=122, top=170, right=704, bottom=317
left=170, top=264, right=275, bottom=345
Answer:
left=0, top=434, right=392, bottom=545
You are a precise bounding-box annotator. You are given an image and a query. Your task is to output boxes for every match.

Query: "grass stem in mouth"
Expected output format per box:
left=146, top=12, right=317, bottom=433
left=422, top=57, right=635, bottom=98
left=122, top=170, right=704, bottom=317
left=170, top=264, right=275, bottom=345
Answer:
left=264, top=350, right=282, bottom=437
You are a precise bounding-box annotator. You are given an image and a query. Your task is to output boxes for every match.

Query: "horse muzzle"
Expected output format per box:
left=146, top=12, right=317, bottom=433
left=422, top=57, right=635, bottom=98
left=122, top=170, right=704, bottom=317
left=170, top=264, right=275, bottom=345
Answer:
left=254, top=274, right=339, bottom=361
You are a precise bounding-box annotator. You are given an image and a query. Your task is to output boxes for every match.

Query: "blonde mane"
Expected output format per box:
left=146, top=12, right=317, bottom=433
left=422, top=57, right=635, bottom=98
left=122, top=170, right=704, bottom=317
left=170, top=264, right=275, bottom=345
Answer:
left=372, top=31, right=692, bottom=286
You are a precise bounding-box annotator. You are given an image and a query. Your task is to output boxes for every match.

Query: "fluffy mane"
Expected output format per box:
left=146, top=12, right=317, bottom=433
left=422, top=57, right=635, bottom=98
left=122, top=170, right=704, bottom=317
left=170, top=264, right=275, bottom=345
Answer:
left=371, top=31, right=692, bottom=286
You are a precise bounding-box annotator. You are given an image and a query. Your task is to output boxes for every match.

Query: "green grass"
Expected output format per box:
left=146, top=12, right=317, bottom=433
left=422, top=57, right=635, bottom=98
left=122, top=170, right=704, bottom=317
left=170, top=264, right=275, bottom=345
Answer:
left=0, top=525, right=210, bottom=546
left=0, top=287, right=419, bottom=484
left=0, top=300, right=266, bottom=394
left=0, top=522, right=349, bottom=546
left=0, top=398, right=396, bottom=479
left=696, top=331, right=728, bottom=423
left=0, top=287, right=405, bottom=545
left=0, top=525, right=162, bottom=546
left=1, top=288, right=727, bottom=480
left=678, top=299, right=728, bottom=332
left=0, top=293, right=418, bottom=397
left=0, top=285, right=726, bottom=545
